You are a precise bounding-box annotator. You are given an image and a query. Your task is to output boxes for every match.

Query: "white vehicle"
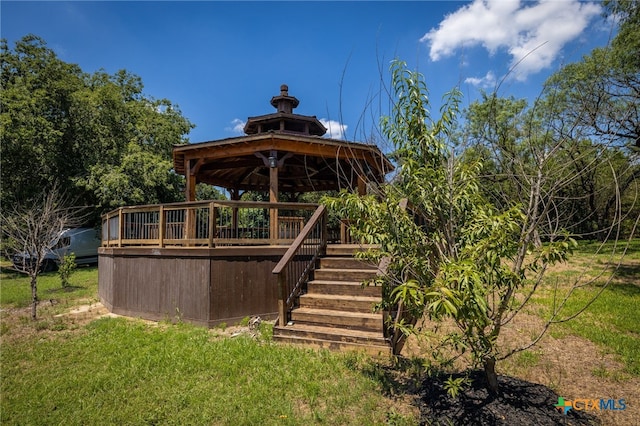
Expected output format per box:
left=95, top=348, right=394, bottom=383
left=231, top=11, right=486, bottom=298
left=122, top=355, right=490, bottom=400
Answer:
left=12, top=228, right=102, bottom=272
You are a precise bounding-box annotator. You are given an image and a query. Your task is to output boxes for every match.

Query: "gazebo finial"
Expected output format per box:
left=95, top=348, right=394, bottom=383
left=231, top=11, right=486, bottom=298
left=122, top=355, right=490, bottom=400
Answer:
left=271, top=84, right=299, bottom=114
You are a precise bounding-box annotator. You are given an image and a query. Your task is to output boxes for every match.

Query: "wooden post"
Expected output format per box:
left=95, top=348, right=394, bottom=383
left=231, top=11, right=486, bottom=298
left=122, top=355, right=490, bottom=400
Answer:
left=184, top=160, right=196, bottom=201
left=231, top=189, right=240, bottom=238
left=209, top=201, right=216, bottom=247
left=269, top=151, right=278, bottom=244
left=117, top=208, right=123, bottom=247
left=277, top=269, right=288, bottom=326
left=185, top=172, right=196, bottom=202
left=158, top=205, right=165, bottom=248
left=105, top=214, right=110, bottom=247
left=357, top=174, right=367, bottom=196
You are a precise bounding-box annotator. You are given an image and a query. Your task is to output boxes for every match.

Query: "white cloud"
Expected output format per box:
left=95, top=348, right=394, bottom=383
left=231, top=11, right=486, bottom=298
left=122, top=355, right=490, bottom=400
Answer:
left=225, top=118, right=246, bottom=134
left=320, top=119, right=348, bottom=140
left=422, top=0, right=601, bottom=81
left=465, top=71, right=497, bottom=89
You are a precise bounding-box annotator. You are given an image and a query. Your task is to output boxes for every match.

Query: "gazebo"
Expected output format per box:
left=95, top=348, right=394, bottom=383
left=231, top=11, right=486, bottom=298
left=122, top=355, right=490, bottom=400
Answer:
left=98, top=85, right=397, bottom=354
left=173, top=84, right=391, bottom=201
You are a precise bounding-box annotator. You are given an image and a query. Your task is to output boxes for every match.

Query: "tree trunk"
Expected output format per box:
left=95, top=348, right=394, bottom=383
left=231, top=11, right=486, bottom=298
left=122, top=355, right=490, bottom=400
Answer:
left=30, top=274, right=38, bottom=320
left=484, top=357, right=499, bottom=394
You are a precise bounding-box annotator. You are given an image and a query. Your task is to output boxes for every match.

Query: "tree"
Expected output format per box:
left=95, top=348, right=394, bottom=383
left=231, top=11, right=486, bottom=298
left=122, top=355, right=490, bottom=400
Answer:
left=0, top=35, right=85, bottom=206
left=1, top=35, right=194, bottom=218
left=325, top=60, right=634, bottom=394
left=544, top=0, right=639, bottom=149
left=1, top=187, right=85, bottom=319
left=195, top=184, right=227, bottom=201
left=464, top=94, right=639, bottom=239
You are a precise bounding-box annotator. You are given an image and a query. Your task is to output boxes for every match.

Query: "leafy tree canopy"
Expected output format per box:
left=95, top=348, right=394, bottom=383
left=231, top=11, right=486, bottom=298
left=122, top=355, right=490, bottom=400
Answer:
left=1, top=35, right=194, bottom=220
left=544, top=0, right=640, bottom=149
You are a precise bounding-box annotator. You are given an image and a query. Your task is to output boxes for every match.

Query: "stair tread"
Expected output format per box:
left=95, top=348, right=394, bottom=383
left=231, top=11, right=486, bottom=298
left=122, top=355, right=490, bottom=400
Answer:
left=320, top=257, right=378, bottom=265
left=273, top=335, right=391, bottom=354
left=275, top=323, right=386, bottom=340
left=322, top=256, right=376, bottom=260
left=300, top=293, right=380, bottom=302
left=326, top=244, right=379, bottom=250
left=293, top=307, right=383, bottom=319
left=317, top=267, right=378, bottom=272
left=309, top=279, right=381, bottom=286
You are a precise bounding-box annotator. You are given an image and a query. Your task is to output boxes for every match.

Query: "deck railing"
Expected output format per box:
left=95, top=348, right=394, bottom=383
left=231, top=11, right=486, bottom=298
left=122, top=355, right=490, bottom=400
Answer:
left=101, top=201, right=319, bottom=247
left=272, top=205, right=327, bottom=326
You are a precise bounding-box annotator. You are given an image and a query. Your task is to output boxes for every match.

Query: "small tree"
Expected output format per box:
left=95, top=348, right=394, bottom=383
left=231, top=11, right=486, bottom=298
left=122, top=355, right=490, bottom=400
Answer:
left=1, top=187, right=84, bottom=319
left=58, top=253, right=77, bottom=288
left=325, top=60, right=634, bottom=394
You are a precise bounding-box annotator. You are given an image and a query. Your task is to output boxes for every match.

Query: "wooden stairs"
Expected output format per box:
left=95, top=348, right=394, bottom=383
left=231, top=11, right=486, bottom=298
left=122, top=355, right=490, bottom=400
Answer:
left=273, top=244, right=391, bottom=356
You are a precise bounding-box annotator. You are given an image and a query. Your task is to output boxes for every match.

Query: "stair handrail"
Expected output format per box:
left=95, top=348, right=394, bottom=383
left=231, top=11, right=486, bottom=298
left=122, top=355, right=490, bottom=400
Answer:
left=272, top=205, right=327, bottom=326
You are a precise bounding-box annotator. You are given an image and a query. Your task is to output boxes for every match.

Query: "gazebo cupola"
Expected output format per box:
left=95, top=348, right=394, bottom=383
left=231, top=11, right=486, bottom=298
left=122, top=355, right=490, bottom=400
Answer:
left=243, top=84, right=327, bottom=136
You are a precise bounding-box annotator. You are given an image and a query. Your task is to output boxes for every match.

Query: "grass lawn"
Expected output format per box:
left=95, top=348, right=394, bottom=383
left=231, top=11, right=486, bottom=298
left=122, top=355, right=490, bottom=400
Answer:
left=0, top=263, right=416, bottom=425
left=1, top=239, right=638, bottom=425
left=530, top=239, right=640, bottom=376
left=0, top=265, right=99, bottom=308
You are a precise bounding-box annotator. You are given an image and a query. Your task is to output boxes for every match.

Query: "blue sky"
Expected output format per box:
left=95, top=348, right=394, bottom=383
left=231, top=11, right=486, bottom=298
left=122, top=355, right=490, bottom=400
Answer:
left=2, top=1, right=614, bottom=145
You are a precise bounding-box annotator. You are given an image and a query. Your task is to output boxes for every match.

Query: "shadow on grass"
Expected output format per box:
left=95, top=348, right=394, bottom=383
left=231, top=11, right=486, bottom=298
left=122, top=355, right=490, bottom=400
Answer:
left=0, top=265, right=27, bottom=278
left=343, top=355, right=427, bottom=398
left=612, top=263, right=640, bottom=283
left=44, top=285, right=88, bottom=294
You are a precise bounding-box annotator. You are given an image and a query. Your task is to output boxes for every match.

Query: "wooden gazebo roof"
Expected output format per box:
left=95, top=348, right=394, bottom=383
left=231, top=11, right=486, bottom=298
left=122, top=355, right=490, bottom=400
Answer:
left=173, top=85, right=393, bottom=200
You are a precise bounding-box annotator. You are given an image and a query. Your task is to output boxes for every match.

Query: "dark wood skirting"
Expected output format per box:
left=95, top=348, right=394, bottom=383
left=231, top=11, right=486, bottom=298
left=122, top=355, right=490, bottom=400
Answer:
left=99, top=246, right=288, bottom=326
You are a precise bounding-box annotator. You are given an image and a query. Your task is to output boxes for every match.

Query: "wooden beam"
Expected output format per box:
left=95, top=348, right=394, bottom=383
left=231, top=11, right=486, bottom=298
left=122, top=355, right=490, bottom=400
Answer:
left=182, top=138, right=384, bottom=166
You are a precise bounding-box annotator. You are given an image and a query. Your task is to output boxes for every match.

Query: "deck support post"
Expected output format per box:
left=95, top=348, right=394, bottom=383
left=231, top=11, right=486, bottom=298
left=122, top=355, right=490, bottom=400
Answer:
left=230, top=189, right=240, bottom=238
left=269, top=150, right=279, bottom=243
left=185, top=172, right=196, bottom=202
left=357, top=174, right=367, bottom=196
left=105, top=212, right=110, bottom=247
left=117, top=208, right=123, bottom=247
left=158, top=205, right=165, bottom=247
left=208, top=202, right=216, bottom=247
left=277, top=268, right=288, bottom=326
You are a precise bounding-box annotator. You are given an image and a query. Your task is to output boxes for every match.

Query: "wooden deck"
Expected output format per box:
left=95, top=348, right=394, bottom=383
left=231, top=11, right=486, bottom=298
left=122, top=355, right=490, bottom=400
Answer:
left=98, top=201, right=394, bottom=354
left=99, top=201, right=335, bottom=325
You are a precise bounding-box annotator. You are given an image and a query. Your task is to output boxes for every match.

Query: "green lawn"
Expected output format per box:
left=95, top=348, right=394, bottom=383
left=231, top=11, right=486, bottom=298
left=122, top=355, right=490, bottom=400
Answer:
left=0, top=262, right=415, bottom=425
left=1, top=239, right=637, bottom=425
left=1, top=318, right=414, bottom=425
left=530, top=239, right=640, bottom=376
left=0, top=264, right=99, bottom=308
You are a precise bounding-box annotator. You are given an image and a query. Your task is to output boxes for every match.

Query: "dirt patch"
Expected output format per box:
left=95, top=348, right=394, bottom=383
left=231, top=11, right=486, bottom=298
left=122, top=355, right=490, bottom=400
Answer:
left=54, top=301, right=112, bottom=320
